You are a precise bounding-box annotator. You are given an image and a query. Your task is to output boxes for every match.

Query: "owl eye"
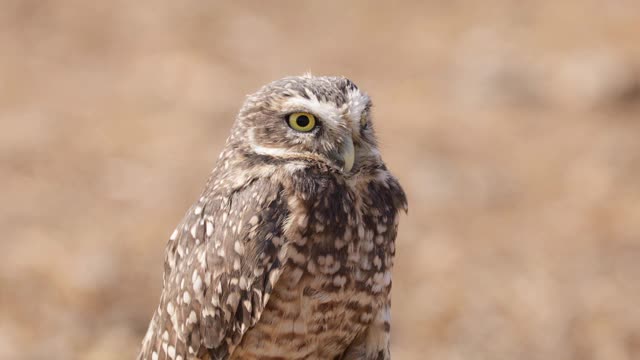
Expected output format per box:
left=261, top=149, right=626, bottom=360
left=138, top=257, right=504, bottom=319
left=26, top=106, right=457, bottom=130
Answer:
left=287, top=112, right=316, bottom=132
left=360, top=113, right=368, bottom=128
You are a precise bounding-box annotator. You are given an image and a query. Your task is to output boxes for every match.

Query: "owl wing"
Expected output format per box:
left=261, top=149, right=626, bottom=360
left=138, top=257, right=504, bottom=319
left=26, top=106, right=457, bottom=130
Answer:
left=138, top=177, right=290, bottom=360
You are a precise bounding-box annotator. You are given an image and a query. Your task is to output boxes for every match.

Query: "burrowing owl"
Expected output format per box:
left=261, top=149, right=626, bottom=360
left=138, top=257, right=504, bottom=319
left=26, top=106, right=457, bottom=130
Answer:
left=138, top=75, right=407, bottom=360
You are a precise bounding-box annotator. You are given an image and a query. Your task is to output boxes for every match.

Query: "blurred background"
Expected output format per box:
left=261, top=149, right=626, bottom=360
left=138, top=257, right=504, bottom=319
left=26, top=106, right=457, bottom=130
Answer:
left=1, top=1, right=640, bottom=359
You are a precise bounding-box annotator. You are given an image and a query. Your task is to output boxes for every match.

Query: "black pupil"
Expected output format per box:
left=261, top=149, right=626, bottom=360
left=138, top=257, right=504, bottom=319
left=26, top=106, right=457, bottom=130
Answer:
left=296, top=115, right=310, bottom=128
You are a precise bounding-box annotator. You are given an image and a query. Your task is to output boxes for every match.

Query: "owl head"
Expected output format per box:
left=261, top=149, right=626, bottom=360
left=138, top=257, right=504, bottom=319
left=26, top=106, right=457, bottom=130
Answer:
left=227, top=74, right=382, bottom=175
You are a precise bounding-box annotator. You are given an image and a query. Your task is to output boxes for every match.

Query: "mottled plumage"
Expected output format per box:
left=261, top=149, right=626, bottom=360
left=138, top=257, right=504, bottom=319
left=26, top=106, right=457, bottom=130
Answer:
left=138, top=75, right=407, bottom=360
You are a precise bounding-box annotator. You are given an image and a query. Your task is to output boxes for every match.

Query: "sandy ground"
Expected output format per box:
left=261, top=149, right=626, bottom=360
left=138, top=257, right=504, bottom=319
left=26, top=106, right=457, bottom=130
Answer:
left=1, top=1, right=640, bottom=359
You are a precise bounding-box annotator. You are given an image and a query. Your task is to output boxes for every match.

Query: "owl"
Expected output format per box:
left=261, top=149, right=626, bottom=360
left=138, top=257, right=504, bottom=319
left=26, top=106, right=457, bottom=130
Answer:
left=138, top=74, right=407, bottom=360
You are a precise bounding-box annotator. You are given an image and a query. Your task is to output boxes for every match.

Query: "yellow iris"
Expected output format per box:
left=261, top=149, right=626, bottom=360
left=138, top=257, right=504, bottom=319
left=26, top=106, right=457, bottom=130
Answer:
left=288, top=112, right=316, bottom=132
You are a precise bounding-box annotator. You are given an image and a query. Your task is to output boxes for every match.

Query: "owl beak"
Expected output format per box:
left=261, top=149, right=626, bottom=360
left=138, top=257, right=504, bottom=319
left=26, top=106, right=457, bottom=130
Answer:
left=341, top=135, right=355, bottom=173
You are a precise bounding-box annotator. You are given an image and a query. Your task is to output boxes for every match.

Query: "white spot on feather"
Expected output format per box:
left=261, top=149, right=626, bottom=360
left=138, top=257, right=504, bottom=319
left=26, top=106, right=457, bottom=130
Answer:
left=187, top=310, right=197, bottom=325
left=190, top=223, right=198, bottom=239
left=166, top=302, right=174, bottom=316
left=233, top=240, right=244, bottom=255
left=193, top=275, right=202, bottom=292
left=205, top=220, right=214, bottom=237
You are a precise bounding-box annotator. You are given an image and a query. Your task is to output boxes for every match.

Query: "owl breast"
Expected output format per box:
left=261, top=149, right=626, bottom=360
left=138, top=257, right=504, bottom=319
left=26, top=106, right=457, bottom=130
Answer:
left=230, top=170, right=400, bottom=359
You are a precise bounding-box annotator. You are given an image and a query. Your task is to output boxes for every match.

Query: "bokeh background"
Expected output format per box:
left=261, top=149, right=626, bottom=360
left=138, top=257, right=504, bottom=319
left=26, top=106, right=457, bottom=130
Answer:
left=2, top=1, right=640, bottom=359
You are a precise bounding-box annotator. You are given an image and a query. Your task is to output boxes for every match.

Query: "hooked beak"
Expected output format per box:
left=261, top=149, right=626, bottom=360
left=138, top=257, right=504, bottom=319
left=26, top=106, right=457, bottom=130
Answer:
left=341, top=135, right=355, bottom=173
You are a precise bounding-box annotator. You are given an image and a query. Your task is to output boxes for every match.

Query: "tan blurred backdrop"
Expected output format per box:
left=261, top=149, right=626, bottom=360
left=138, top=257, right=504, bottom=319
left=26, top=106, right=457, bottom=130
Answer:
left=1, top=1, right=640, bottom=359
